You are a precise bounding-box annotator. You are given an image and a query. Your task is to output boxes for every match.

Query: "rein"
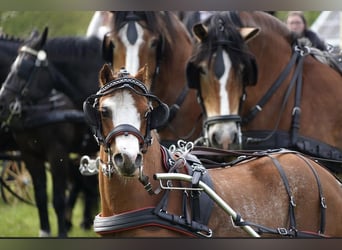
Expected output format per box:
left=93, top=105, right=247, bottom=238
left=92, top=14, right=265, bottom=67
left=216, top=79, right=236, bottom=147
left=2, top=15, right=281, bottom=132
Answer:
left=241, top=44, right=306, bottom=144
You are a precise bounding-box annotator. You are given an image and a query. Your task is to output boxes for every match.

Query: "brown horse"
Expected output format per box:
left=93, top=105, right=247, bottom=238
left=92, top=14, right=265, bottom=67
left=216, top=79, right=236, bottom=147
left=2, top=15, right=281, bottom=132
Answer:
left=102, top=11, right=202, bottom=147
left=186, top=11, right=342, bottom=173
left=82, top=64, right=342, bottom=237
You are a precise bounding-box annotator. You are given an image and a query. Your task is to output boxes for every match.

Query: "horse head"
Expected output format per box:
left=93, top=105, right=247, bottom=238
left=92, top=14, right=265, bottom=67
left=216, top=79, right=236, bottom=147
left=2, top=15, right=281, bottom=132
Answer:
left=186, top=11, right=260, bottom=149
left=83, top=64, right=169, bottom=178
left=101, top=11, right=203, bottom=145
left=0, top=27, right=52, bottom=125
left=102, top=11, right=165, bottom=80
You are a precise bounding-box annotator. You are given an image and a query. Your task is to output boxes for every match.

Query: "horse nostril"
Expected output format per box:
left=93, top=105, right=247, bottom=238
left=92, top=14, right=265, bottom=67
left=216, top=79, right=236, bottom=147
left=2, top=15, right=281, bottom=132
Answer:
left=135, top=153, right=142, bottom=167
left=211, top=132, right=220, bottom=147
left=113, top=153, right=124, bottom=167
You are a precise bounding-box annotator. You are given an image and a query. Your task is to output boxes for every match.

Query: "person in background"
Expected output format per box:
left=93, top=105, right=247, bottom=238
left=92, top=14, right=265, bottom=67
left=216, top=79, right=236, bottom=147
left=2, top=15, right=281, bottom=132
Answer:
left=285, top=11, right=327, bottom=51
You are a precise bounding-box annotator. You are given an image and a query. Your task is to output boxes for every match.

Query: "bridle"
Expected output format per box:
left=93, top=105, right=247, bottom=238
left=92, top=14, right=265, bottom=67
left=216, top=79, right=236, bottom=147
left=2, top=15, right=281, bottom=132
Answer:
left=193, top=20, right=248, bottom=147
left=1, top=45, right=48, bottom=127
left=83, top=68, right=169, bottom=181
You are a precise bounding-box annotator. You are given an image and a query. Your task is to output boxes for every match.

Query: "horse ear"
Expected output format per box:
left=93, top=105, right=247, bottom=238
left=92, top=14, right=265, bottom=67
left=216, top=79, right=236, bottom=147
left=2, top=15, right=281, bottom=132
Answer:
left=102, top=32, right=114, bottom=63
left=28, top=29, right=39, bottom=40
left=193, top=23, right=208, bottom=42
left=42, top=27, right=48, bottom=41
left=99, top=64, right=115, bottom=87
left=239, top=27, right=260, bottom=43
left=135, top=64, right=152, bottom=89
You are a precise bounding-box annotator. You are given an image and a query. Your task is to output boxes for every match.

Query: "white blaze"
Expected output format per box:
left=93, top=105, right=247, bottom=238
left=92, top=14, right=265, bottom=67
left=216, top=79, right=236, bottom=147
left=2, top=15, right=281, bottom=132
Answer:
left=218, top=51, right=232, bottom=115
left=118, top=22, right=144, bottom=75
left=102, top=92, right=141, bottom=157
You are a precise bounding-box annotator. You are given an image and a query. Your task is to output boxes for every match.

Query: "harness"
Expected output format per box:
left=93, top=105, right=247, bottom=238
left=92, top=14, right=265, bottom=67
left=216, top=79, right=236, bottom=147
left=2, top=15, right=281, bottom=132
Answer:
left=93, top=143, right=214, bottom=237
left=240, top=43, right=342, bottom=171
left=85, top=142, right=331, bottom=238
left=190, top=146, right=329, bottom=237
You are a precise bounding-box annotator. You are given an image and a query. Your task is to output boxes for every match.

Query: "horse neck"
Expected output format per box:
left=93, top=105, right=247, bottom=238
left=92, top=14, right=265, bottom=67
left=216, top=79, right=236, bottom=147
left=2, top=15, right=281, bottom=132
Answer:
left=151, top=28, right=202, bottom=141
left=99, top=131, right=165, bottom=216
left=44, top=37, right=103, bottom=107
left=151, top=19, right=192, bottom=101
left=242, top=27, right=294, bottom=115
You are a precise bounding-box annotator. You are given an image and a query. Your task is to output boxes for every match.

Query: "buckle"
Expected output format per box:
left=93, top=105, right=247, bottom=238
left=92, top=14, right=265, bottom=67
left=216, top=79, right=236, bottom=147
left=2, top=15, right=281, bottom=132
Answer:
left=277, top=228, right=288, bottom=236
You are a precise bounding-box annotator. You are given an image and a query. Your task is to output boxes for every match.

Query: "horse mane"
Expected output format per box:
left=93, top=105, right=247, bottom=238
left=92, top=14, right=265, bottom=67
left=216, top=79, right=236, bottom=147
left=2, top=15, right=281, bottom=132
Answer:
left=44, top=36, right=102, bottom=63
left=239, top=11, right=295, bottom=44
left=0, top=33, right=24, bottom=43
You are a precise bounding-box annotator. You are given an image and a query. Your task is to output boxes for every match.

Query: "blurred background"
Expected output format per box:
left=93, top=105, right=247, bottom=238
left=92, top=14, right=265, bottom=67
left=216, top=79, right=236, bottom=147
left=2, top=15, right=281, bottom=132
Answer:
left=0, top=11, right=320, bottom=38
left=0, top=11, right=94, bottom=37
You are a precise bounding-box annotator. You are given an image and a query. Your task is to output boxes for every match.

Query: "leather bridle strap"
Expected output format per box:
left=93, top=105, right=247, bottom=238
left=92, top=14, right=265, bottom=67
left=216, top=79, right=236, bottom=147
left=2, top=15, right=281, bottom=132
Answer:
left=168, top=85, right=189, bottom=123
left=104, top=124, right=145, bottom=146
left=242, top=48, right=300, bottom=125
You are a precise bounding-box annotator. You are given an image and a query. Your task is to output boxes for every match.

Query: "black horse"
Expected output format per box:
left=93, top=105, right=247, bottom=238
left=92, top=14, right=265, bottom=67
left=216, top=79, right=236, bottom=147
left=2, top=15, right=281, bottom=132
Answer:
left=0, top=28, right=103, bottom=237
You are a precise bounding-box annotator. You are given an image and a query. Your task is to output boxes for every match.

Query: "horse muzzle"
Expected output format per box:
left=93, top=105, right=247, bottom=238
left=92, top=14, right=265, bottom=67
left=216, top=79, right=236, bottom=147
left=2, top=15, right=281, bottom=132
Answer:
left=204, top=115, right=242, bottom=149
left=113, top=151, right=143, bottom=177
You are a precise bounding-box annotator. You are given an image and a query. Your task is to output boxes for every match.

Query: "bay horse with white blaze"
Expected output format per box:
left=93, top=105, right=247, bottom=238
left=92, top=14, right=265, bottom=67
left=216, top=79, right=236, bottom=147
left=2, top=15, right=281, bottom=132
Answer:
left=186, top=11, right=342, bottom=173
left=82, top=64, right=342, bottom=237
left=101, top=11, right=202, bottom=147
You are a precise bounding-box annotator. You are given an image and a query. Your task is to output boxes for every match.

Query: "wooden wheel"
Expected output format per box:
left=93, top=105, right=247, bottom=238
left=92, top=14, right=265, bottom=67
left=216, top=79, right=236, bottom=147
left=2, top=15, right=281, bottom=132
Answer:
left=1, top=159, right=35, bottom=206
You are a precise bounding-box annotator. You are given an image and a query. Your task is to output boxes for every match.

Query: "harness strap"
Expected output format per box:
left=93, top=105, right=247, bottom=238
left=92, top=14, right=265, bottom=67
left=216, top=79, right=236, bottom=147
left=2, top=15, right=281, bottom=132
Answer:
left=94, top=207, right=199, bottom=237
left=168, top=85, right=189, bottom=123
left=242, top=50, right=299, bottom=125
left=232, top=213, right=327, bottom=238
left=153, top=188, right=212, bottom=236
left=295, top=154, right=327, bottom=234
left=290, top=54, right=305, bottom=145
left=267, top=154, right=297, bottom=231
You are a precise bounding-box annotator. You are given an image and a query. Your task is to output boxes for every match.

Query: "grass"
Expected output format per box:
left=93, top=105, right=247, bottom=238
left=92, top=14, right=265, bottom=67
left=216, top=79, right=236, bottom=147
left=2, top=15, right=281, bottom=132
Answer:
left=0, top=168, right=99, bottom=238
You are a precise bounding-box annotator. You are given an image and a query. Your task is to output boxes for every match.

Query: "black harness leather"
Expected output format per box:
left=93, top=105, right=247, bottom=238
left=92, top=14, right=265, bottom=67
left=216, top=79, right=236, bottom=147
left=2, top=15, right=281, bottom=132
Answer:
left=93, top=146, right=215, bottom=237
left=93, top=146, right=331, bottom=237
left=241, top=44, right=342, bottom=173
left=191, top=147, right=329, bottom=237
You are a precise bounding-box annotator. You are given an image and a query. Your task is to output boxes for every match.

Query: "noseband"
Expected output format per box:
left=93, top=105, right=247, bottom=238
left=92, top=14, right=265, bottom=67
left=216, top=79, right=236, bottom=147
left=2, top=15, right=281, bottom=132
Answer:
left=86, top=74, right=156, bottom=149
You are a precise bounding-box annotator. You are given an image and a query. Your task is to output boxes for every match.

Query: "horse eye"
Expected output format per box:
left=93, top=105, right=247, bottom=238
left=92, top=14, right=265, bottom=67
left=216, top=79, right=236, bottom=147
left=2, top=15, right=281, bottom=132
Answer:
left=198, top=66, right=206, bottom=76
left=150, top=38, right=159, bottom=48
left=100, top=107, right=111, bottom=118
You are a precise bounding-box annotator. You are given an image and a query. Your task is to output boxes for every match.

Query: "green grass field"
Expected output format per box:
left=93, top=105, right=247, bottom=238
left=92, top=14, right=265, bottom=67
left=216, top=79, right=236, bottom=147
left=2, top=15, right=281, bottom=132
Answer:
left=0, top=169, right=98, bottom=238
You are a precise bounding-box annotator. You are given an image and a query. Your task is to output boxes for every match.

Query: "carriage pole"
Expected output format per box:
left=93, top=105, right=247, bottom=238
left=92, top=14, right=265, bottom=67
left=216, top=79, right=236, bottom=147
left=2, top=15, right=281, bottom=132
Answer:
left=154, top=173, right=261, bottom=237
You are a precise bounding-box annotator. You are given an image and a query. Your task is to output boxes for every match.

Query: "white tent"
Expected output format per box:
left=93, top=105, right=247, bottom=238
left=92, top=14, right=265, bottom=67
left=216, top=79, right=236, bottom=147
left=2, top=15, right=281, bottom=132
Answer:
left=310, top=11, right=341, bottom=48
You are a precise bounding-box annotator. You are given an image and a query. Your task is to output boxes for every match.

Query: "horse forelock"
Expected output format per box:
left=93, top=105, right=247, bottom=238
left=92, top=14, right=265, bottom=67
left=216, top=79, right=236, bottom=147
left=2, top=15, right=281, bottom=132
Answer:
left=191, top=12, right=249, bottom=75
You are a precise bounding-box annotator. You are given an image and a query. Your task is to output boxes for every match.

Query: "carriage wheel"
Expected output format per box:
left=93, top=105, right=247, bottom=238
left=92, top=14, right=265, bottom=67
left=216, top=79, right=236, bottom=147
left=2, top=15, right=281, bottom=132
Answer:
left=0, top=160, right=35, bottom=206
